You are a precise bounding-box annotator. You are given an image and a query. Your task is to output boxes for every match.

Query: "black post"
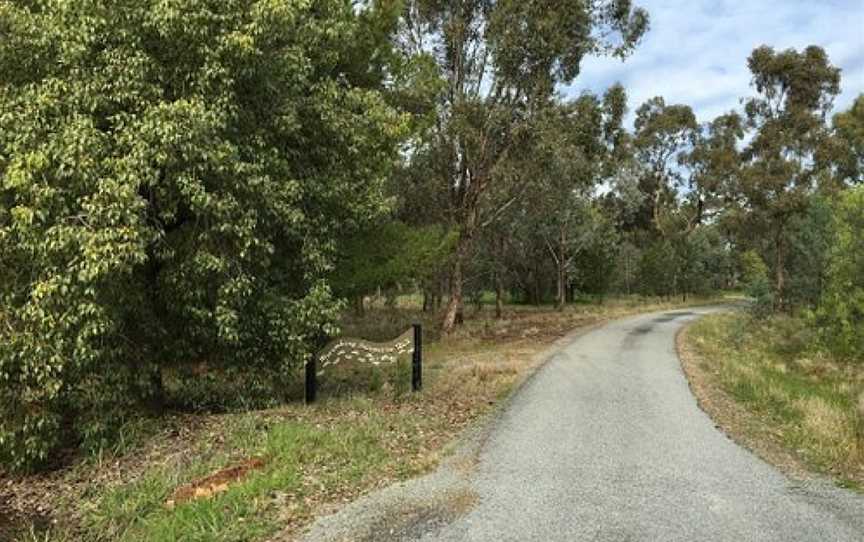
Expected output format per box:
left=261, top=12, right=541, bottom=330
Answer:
left=305, top=355, right=317, bottom=404
left=412, top=323, right=423, bottom=392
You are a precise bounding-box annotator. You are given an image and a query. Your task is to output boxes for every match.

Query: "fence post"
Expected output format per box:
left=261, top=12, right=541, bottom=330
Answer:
left=305, top=354, right=317, bottom=404
left=412, top=323, right=422, bottom=392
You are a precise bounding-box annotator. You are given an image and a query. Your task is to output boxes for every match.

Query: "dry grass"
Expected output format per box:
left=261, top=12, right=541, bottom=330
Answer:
left=682, top=313, right=864, bottom=489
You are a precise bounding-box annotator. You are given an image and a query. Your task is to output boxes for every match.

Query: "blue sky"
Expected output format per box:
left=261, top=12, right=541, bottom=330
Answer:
left=564, top=0, right=864, bottom=127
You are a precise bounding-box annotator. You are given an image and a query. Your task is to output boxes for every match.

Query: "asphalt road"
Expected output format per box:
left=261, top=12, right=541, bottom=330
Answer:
left=413, top=307, right=864, bottom=541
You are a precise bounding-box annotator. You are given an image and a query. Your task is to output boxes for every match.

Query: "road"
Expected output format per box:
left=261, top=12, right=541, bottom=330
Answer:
left=302, top=307, right=864, bottom=541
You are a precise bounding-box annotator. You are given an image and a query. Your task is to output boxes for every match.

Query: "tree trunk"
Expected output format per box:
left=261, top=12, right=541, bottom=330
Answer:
left=149, top=366, right=165, bottom=414
left=442, top=253, right=464, bottom=333
left=144, top=257, right=166, bottom=413
left=495, top=273, right=504, bottom=319
left=422, top=289, right=430, bottom=312
left=533, top=274, right=542, bottom=306
left=555, top=262, right=566, bottom=311
left=774, top=228, right=786, bottom=312
left=354, top=295, right=365, bottom=316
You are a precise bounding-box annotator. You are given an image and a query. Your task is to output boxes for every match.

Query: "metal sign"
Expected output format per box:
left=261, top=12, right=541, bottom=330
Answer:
left=317, top=328, right=414, bottom=374
left=306, top=324, right=423, bottom=403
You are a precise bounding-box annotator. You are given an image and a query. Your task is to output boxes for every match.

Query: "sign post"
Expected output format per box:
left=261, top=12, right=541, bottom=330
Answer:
left=412, top=323, right=422, bottom=392
left=305, top=354, right=317, bottom=404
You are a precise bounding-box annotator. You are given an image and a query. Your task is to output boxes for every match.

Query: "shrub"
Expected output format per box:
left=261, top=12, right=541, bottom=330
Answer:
left=813, top=187, right=864, bottom=361
left=0, top=1, right=405, bottom=470
left=740, top=250, right=774, bottom=318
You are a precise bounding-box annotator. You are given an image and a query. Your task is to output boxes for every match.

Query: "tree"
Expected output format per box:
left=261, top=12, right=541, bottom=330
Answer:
left=0, top=0, right=407, bottom=470
left=529, top=87, right=627, bottom=309
left=737, top=45, right=841, bottom=310
left=632, top=97, right=698, bottom=234
left=827, top=93, right=864, bottom=185
left=397, top=0, right=649, bottom=332
left=740, top=250, right=774, bottom=317
left=636, top=240, right=676, bottom=297
left=687, top=112, right=745, bottom=225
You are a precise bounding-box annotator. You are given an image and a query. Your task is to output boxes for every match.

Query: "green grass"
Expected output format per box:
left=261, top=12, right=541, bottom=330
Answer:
left=688, top=313, right=864, bottom=482
left=77, top=403, right=407, bottom=542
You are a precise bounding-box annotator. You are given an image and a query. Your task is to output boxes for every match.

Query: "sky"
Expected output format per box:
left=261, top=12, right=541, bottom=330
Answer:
left=564, top=0, right=864, bottom=127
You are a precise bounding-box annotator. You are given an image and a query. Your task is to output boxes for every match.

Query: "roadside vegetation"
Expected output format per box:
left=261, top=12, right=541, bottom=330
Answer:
left=682, top=186, right=864, bottom=488
left=1, top=295, right=724, bottom=542
left=685, top=313, right=864, bottom=489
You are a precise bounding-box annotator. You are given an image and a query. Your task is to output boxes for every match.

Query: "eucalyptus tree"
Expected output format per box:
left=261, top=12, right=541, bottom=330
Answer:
left=647, top=112, right=744, bottom=300
left=737, top=45, right=841, bottom=310
left=397, top=0, right=649, bottom=331
left=530, top=86, right=628, bottom=309
left=827, top=94, right=864, bottom=185
left=0, top=0, right=409, bottom=469
left=687, top=112, right=745, bottom=225
left=632, top=97, right=698, bottom=235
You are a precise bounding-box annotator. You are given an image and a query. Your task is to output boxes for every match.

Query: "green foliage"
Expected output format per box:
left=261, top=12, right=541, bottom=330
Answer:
left=632, top=225, right=729, bottom=300
left=740, top=250, right=774, bottom=317
left=636, top=240, right=676, bottom=297
left=785, top=195, right=834, bottom=308
left=676, top=226, right=726, bottom=297
left=0, top=1, right=406, bottom=470
left=823, top=94, right=864, bottom=185
left=813, top=187, right=864, bottom=361
left=331, top=221, right=456, bottom=302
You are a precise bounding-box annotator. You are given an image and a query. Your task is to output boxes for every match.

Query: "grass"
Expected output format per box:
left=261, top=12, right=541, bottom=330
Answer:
left=685, top=312, right=864, bottom=486
left=83, top=411, right=395, bottom=542
left=2, top=294, right=730, bottom=542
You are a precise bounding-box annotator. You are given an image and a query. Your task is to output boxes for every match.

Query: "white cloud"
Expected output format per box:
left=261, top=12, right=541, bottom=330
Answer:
left=564, top=0, right=864, bottom=126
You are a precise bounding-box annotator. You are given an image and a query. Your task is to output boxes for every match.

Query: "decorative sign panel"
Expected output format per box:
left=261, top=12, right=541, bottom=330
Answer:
left=316, top=328, right=414, bottom=375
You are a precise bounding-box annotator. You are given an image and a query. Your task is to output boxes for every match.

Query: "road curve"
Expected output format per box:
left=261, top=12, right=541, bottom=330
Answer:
left=416, top=307, right=864, bottom=541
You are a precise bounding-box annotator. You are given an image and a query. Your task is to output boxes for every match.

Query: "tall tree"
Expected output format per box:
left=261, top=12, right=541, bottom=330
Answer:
left=632, top=97, right=698, bottom=234
left=397, top=0, right=649, bottom=331
left=531, top=87, right=627, bottom=309
left=737, top=45, right=840, bottom=310
left=687, top=112, right=745, bottom=225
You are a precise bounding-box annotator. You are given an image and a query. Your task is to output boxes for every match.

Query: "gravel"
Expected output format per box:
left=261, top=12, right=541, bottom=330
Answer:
left=298, top=307, right=864, bottom=542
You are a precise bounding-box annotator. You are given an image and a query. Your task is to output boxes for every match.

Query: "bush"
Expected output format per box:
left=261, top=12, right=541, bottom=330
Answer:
left=813, top=187, right=864, bottom=361
left=637, top=241, right=676, bottom=297
left=740, top=250, right=774, bottom=318
left=0, top=1, right=405, bottom=470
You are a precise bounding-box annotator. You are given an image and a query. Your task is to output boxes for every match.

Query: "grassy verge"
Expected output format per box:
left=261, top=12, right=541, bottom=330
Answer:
left=3, top=295, right=727, bottom=542
left=682, top=312, right=864, bottom=489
